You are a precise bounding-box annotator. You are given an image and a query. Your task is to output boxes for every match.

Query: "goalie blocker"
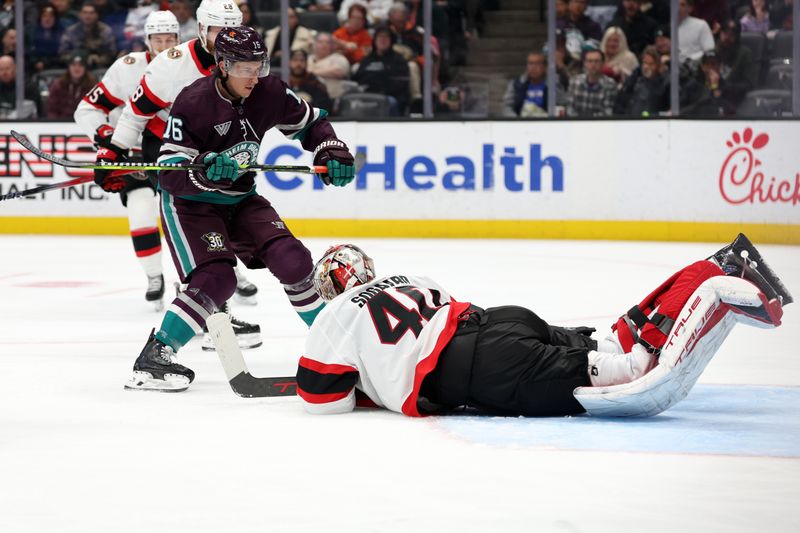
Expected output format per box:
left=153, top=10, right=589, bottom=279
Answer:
left=292, top=236, right=790, bottom=417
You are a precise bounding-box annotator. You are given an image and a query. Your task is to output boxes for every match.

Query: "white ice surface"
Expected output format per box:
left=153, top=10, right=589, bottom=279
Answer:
left=1, top=236, right=799, bottom=532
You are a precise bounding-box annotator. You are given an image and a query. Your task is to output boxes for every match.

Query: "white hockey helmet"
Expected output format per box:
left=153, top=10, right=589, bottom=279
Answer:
left=196, top=0, right=243, bottom=50
left=144, top=10, right=180, bottom=53
left=313, top=244, right=376, bottom=301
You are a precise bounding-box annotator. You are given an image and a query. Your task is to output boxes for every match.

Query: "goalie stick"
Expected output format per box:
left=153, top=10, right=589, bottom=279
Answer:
left=205, top=312, right=297, bottom=398
left=9, top=130, right=366, bottom=175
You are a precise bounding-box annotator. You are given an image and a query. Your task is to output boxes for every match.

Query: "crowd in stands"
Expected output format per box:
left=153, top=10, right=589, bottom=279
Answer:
left=1, top=0, right=480, bottom=119
left=0, top=0, right=795, bottom=120
left=505, top=0, right=796, bottom=118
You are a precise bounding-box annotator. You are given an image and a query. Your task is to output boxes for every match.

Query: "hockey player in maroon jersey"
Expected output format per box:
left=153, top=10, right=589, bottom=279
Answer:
left=296, top=236, right=790, bottom=417
left=92, top=0, right=262, bottom=349
left=125, top=26, right=356, bottom=392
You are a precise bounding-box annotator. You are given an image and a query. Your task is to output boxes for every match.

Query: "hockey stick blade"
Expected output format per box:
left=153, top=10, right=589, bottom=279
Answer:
left=354, top=151, right=366, bottom=173
left=205, top=313, right=297, bottom=398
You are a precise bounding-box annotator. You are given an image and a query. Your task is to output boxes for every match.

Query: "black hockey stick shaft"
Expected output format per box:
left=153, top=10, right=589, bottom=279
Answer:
left=10, top=130, right=366, bottom=174
left=0, top=175, right=95, bottom=201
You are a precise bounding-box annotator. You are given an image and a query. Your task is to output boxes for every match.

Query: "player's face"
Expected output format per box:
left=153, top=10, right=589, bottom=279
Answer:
left=149, top=33, right=179, bottom=55
left=206, top=26, right=223, bottom=52
left=223, top=61, right=261, bottom=98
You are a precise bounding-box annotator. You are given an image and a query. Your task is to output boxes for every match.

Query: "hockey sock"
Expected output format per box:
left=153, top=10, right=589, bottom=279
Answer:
left=127, top=188, right=162, bottom=277
left=284, top=274, right=325, bottom=326
left=155, top=262, right=236, bottom=350
left=587, top=344, right=657, bottom=387
left=155, top=288, right=217, bottom=351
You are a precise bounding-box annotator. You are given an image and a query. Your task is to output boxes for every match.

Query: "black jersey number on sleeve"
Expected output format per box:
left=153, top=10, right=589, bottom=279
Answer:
left=366, top=288, right=447, bottom=345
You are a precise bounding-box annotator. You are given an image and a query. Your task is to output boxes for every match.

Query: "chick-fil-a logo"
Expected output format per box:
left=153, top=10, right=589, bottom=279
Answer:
left=719, top=128, right=800, bottom=205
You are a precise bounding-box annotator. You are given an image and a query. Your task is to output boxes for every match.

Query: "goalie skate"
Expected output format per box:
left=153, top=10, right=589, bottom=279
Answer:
left=202, top=302, right=262, bottom=351
left=709, top=233, right=793, bottom=305
left=124, top=329, right=195, bottom=392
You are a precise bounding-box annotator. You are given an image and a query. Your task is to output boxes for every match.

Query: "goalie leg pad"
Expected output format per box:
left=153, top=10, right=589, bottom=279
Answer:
left=574, top=275, right=779, bottom=417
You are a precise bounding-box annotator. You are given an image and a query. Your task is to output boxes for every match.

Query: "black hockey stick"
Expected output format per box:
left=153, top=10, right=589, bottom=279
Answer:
left=10, top=130, right=366, bottom=174
left=0, top=175, right=95, bottom=201
left=205, top=313, right=298, bottom=398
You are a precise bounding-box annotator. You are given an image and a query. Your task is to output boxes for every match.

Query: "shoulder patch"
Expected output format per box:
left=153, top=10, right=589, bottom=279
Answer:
left=123, top=55, right=136, bottom=65
left=167, top=48, right=183, bottom=59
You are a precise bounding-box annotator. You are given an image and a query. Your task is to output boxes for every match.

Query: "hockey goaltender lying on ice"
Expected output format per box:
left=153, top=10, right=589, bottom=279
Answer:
left=205, top=233, right=792, bottom=418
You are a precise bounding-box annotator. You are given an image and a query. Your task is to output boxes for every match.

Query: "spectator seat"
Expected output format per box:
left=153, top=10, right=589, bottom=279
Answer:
left=338, top=92, right=391, bottom=118
left=298, top=11, right=339, bottom=33
left=765, top=63, right=793, bottom=90
left=770, top=30, right=793, bottom=62
left=740, top=31, right=766, bottom=63
left=736, top=88, right=792, bottom=116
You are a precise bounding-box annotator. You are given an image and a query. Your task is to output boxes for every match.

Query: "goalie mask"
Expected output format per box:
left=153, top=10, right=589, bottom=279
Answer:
left=313, top=244, right=376, bottom=301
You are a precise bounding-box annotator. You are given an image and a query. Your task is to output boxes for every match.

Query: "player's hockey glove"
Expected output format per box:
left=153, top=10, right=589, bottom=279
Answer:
left=190, top=152, right=239, bottom=191
left=94, top=143, right=128, bottom=193
left=313, top=140, right=355, bottom=187
left=94, top=124, right=115, bottom=149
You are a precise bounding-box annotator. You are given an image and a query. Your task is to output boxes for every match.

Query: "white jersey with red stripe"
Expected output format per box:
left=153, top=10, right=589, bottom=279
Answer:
left=296, top=275, right=471, bottom=417
left=74, top=51, right=168, bottom=148
left=110, top=39, right=215, bottom=149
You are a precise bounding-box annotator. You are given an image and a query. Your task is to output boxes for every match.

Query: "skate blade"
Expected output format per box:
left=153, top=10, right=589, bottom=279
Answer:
left=233, top=292, right=258, bottom=306
left=201, top=332, right=263, bottom=351
left=124, top=371, right=189, bottom=392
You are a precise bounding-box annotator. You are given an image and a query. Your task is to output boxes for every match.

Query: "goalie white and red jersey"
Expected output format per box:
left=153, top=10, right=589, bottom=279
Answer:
left=296, top=275, right=471, bottom=416
left=74, top=51, right=169, bottom=144
left=109, top=39, right=217, bottom=149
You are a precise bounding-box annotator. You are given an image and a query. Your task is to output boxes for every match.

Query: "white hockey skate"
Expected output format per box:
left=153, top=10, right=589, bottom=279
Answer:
left=201, top=302, right=262, bottom=351
left=233, top=266, right=258, bottom=306
left=145, top=274, right=165, bottom=312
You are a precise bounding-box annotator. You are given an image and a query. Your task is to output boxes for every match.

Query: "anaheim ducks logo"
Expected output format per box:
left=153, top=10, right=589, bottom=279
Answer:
left=167, top=48, right=182, bottom=59
left=222, top=141, right=260, bottom=174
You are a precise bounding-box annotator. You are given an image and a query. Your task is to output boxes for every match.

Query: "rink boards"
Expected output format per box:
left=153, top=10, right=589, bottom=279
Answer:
left=1, top=120, right=798, bottom=243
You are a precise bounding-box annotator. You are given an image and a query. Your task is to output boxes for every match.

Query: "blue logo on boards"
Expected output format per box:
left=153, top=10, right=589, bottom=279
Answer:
left=261, top=144, right=564, bottom=192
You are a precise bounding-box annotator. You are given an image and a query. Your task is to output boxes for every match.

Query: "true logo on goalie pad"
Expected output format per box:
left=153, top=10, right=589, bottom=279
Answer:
left=202, top=232, right=227, bottom=252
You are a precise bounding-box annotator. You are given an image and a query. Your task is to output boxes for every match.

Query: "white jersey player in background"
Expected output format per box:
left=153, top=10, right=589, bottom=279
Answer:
left=75, top=10, right=180, bottom=310
left=90, top=0, right=262, bottom=349
left=296, top=238, right=790, bottom=417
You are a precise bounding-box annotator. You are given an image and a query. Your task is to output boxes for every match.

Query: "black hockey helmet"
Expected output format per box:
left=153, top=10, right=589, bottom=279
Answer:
left=214, top=26, right=270, bottom=78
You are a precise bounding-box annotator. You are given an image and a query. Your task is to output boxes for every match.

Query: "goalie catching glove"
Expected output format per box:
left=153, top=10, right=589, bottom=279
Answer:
left=313, top=139, right=355, bottom=187
left=188, top=151, right=240, bottom=191
left=93, top=142, right=128, bottom=192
